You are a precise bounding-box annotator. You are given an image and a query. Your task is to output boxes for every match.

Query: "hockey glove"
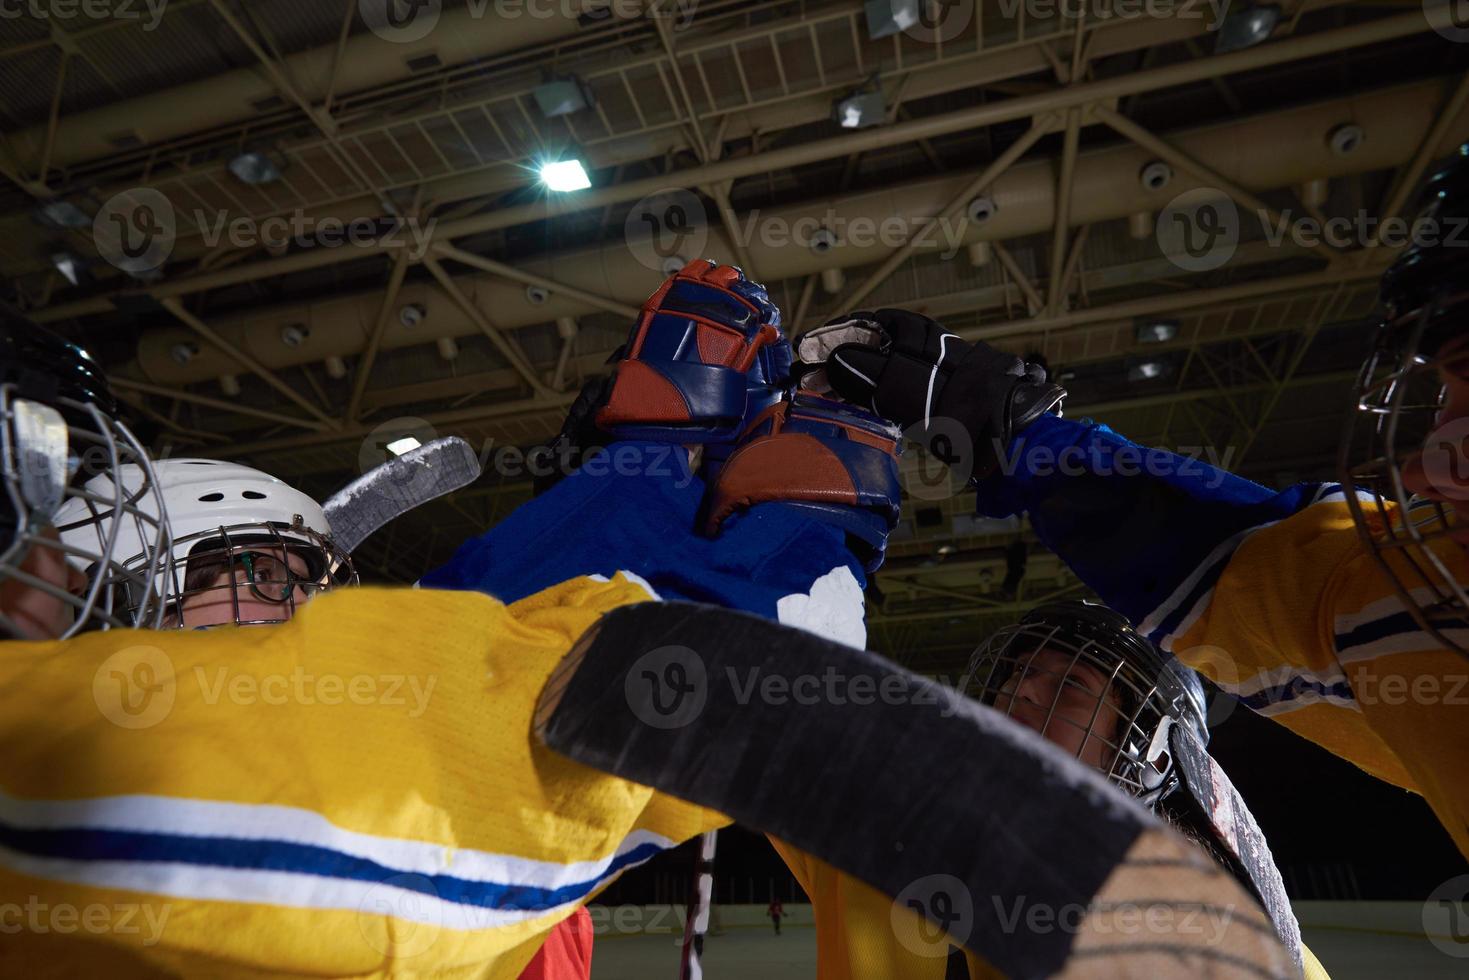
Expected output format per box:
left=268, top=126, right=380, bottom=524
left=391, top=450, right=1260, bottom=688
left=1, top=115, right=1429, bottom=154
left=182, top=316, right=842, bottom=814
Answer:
left=703, top=393, right=902, bottom=572
left=819, top=308, right=1065, bottom=482
left=597, top=260, right=790, bottom=443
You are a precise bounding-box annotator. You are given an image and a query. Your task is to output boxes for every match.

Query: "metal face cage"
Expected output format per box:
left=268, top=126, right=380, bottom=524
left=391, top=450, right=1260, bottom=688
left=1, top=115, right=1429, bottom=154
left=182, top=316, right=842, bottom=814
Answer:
left=159, top=520, right=357, bottom=630
left=1340, top=292, right=1469, bottom=656
left=961, top=605, right=1204, bottom=805
left=1, top=384, right=171, bottom=639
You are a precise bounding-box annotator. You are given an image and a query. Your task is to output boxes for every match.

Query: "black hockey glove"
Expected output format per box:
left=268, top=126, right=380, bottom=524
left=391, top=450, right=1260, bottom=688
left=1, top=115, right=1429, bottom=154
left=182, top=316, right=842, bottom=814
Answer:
left=533, top=373, right=616, bottom=497
left=821, top=308, right=1065, bottom=481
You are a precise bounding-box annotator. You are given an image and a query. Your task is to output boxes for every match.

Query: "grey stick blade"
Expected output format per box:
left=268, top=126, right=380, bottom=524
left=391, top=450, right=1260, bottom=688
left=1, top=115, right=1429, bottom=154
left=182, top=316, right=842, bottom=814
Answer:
left=322, top=437, right=481, bottom=554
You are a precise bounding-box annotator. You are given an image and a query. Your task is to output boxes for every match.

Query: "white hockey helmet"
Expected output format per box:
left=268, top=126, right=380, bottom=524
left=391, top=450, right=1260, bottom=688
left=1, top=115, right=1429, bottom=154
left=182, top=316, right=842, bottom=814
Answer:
left=57, top=458, right=355, bottom=628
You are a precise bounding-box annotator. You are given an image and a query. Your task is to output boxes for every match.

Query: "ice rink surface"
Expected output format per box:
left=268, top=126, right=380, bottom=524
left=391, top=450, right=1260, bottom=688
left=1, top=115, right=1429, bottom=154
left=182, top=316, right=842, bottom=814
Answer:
left=589, top=923, right=1466, bottom=979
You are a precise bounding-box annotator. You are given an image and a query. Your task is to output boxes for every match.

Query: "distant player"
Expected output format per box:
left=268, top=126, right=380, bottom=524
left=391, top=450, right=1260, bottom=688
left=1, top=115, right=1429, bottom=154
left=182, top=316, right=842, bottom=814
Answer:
left=823, top=147, right=1469, bottom=863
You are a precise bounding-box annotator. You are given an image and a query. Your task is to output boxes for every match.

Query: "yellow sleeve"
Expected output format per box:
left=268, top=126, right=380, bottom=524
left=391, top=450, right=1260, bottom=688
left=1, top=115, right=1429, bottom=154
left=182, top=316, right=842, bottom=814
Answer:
left=0, top=575, right=726, bottom=978
left=768, top=837, right=1003, bottom=980
left=1170, top=498, right=1469, bottom=858
left=1302, top=941, right=1332, bottom=980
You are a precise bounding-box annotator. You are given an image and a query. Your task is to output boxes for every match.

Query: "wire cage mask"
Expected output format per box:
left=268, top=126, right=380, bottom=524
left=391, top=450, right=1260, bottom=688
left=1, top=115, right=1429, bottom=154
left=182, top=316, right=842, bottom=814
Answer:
left=1340, top=292, right=1469, bottom=656
left=961, top=603, right=1206, bottom=806
left=1, top=384, right=172, bottom=639
left=160, top=520, right=357, bottom=630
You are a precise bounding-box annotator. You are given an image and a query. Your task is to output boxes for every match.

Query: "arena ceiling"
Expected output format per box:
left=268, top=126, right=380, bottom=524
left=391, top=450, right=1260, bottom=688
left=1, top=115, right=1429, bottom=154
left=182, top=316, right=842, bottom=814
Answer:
left=3, top=0, right=1467, bottom=671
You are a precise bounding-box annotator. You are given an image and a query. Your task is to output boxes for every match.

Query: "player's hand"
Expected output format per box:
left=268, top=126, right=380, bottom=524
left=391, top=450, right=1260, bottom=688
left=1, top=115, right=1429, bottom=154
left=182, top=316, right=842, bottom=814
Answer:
left=596, top=260, right=790, bottom=443
left=821, top=309, right=1064, bottom=482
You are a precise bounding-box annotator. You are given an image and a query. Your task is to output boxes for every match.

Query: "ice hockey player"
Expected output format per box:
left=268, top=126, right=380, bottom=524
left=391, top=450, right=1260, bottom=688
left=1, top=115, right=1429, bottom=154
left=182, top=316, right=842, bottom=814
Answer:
left=821, top=147, right=1469, bottom=863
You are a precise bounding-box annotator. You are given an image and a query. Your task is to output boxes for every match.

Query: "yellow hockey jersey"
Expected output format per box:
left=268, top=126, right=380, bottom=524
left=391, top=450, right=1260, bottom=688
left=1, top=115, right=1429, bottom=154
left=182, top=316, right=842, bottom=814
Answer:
left=1151, top=494, right=1469, bottom=861
left=0, top=575, right=726, bottom=977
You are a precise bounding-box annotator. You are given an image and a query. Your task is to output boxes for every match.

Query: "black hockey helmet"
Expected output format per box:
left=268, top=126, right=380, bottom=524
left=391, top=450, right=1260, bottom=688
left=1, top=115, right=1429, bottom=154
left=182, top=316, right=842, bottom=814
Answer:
left=962, top=599, right=1208, bottom=805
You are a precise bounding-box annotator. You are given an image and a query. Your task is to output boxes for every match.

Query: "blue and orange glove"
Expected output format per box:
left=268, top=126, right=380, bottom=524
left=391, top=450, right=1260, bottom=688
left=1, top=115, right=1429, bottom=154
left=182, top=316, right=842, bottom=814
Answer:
left=703, top=393, right=903, bottom=572
left=597, top=260, right=790, bottom=443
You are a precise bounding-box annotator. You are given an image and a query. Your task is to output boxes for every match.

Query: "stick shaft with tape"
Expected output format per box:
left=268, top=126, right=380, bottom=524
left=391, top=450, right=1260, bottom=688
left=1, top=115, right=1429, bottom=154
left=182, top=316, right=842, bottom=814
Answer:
left=677, top=831, right=718, bottom=980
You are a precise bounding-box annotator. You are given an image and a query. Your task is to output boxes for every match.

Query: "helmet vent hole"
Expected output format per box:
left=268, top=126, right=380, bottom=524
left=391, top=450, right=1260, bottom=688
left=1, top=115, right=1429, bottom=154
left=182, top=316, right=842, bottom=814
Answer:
left=198, top=492, right=224, bottom=502
left=242, top=490, right=267, bottom=500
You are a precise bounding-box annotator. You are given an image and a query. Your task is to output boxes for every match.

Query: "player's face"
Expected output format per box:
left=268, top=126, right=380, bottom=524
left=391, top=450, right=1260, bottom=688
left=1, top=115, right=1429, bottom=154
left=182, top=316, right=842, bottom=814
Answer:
left=994, top=647, right=1127, bottom=772
left=169, top=546, right=316, bottom=629
left=1399, top=335, right=1469, bottom=545
left=0, top=527, right=89, bottom=640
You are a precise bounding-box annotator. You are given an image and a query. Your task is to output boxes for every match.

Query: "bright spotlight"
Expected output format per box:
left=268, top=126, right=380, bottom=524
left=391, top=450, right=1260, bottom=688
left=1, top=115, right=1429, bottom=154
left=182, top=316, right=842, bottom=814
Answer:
left=539, top=159, right=591, bottom=193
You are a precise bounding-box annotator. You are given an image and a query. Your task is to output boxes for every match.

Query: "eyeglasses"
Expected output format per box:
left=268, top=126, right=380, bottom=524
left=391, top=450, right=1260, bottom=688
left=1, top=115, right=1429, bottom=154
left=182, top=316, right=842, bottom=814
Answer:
left=233, top=549, right=304, bottom=603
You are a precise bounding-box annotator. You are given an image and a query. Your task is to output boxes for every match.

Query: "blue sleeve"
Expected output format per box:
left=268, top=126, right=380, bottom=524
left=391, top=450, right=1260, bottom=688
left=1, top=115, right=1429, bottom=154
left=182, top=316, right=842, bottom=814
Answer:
left=419, top=441, right=866, bottom=624
left=977, top=414, right=1327, bottom=626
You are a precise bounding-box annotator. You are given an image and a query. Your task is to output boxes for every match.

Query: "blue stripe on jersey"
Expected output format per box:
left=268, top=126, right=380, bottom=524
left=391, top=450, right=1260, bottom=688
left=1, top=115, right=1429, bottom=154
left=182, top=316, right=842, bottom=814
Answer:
left=1334, top=609, right=1469, bottom=654
left=977, top=414, right=1323, bottom=627
left=0, top=820, right=666, bottom=913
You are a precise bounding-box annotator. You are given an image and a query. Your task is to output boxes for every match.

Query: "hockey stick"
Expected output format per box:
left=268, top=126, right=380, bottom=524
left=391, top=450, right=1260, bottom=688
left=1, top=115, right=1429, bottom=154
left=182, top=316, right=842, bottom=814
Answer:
left=1168, top=724, right=1304, bottom=967
left=677, top=831, right=718, bottom=980
left=321, top=437, right=481, bottom=554
left=534, top=603, right=1299, bottom=980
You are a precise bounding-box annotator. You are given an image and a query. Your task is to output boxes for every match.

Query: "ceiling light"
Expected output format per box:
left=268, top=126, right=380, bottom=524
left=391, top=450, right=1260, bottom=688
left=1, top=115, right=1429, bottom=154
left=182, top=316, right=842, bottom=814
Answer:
left=228, top=149, right=284, bottom=185
left=34, top=199, right=92, bottom=229
left=1127, top=358, right=1173, bottom=382
left=1136, top=319, right=1179, bottom=344
left=540, top=159, right=591, bottom=193
left=865, top=0, right=919, bottom=39
left=50, top=251, right=82, bottom=286
left=533, top=78, right=591, bottom=118
left=1214, top=3, right=1281, bottom=53
left=385, top=436, right=422, bottom=456
left=835, top=91, right=885, bottom=129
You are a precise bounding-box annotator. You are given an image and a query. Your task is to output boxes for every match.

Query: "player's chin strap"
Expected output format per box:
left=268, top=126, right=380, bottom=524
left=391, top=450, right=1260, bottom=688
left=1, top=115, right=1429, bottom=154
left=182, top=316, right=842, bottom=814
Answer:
left=1166, top=723, right=1305, bottom=972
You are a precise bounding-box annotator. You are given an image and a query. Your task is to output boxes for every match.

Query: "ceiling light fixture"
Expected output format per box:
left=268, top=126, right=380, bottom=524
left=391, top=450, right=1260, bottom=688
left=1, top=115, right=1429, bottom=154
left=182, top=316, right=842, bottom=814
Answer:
left=1136, top=319, right=1179, bottom=344
left=228, top=149, right=285, bottom=185
left=1127, top=358, right=1173, bottom=382
left=34, top=200, right=93, bottom=229
left=533, top=77, right=592, bottom=118
left=835, top=90, right=885, bottom=129
left=50, top=251, right=82, bottom=286
left=1214, top=2, right=1281, bottom=53
left=539, top=159, right=592, bottom=193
